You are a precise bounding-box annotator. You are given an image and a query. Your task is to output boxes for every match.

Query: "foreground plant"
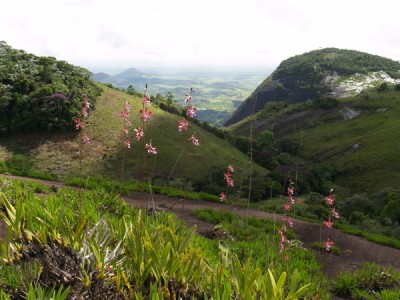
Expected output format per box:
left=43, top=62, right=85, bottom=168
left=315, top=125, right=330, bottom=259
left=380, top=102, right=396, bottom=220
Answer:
left=172, top=88, right=200, bottom=195
left=278, top=179, right=296, bottom=259
left=138, top=84, right=157, bottom=181
left=0, top=178, right=318, bottom=299
left=322, top=189, right=340, bottom=252
left=119, top=99, right=132, bottom=177
left=333, top=262, right=400, bottom=299
left=219, top=165, right=235, bottom=202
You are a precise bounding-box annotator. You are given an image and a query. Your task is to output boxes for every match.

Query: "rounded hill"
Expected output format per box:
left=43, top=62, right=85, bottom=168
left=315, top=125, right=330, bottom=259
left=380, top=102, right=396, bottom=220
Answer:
left=225, top=48, right=400, bottom=126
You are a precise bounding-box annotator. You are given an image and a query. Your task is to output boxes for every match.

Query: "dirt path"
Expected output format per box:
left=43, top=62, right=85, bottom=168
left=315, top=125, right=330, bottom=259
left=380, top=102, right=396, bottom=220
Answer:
left=2, top=175, right=400, bottom=278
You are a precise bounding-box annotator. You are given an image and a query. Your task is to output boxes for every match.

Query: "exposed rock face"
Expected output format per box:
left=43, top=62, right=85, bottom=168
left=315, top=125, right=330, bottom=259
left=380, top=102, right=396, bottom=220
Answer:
left=326, top=71, right=400, bottom=98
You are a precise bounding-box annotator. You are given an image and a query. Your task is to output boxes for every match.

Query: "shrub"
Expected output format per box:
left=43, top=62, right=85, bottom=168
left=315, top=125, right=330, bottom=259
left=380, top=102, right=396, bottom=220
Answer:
left=312, top=97, right=339, bottom=109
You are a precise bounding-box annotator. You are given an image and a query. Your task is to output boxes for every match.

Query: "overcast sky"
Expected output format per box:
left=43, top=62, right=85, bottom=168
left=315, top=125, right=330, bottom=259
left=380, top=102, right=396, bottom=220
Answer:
left=1, top=0, right=399, bottom=73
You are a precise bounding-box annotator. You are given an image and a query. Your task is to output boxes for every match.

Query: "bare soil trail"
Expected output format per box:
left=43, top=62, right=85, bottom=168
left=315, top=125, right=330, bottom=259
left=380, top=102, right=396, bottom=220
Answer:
left=1, top=175, right=400, bottom=279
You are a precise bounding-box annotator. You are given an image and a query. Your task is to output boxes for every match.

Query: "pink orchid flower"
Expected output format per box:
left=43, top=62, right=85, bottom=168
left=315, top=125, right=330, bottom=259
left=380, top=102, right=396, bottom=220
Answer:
left=323, top=238, right=335, bottom=251
left=124, top=100, right=131, bottom=113
left=82, top=107, right=89, bottom=117
left=227, top=165, right=234, bottom=173
left=122, top=128, right=129, bottom=135
left=134, top=127, right=144, bottom=141
left=74, top=118, right=84, bottom=130
left=323, top=218, right=334, bottom=228
left=331, top=208, right=340, bottom=219
left=186, top=105, right=197, bottom=118
left=84, top=98, right=90, bottom=108
left=145, top=143, right=157, bottom=155
left=283, top=218, right=294, bottom=228
left=140, top=109, right=152, bottom=122
left=177, top=118, right=189, bottom=132
left=226, top=178, right=234, bottom=187
left=326, top=195, right=335, bottom=205
left=142, top=95, right=151, bottom=107
left=120, top=111, right=129, bottom=120
left=219, top=192, right=227, bottom=202
left=287, top=186, right=295, bottom=196
left=188, top=134, right=199, bottom=146
left=124, top=140, right=131, bottom=148
left=82, top=133, right=91, bottom=144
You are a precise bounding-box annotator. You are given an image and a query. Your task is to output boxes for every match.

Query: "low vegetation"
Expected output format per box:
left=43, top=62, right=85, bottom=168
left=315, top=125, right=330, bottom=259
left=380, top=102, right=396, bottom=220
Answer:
left=0, top=177, right=318, bottom=299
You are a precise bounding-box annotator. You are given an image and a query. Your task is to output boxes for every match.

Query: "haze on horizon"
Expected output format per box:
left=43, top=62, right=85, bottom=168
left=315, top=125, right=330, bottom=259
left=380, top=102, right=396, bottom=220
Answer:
left=1, top=0, right=400, bottom=74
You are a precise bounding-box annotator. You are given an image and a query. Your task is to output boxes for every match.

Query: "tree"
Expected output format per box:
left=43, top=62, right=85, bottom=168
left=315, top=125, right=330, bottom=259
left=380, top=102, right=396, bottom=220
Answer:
left=377, top=82, right=389, bottom=93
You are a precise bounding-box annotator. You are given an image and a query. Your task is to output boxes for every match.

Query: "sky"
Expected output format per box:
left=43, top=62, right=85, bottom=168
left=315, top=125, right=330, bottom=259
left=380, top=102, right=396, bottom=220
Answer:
left=1, top=0, right=400, bottom=74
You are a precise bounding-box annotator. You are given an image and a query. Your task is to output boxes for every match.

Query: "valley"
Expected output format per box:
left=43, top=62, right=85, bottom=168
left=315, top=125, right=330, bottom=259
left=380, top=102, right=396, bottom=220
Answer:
left=92, top=68, right=267, bottom=126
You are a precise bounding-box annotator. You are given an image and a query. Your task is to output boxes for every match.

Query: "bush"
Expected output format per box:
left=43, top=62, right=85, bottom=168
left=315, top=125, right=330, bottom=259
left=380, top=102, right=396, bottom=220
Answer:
left=312, top=97, right=339, bottom=109
left=337, top=193, right=374, bottom=218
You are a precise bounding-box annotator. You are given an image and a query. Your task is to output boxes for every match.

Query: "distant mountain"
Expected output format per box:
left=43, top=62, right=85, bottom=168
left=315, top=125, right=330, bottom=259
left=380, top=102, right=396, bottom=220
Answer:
left=92, top=67, right=145, bottom=86
left=225, top=48, right=400, bottom=126
left=111, top=67, right=145, bottom=81
left=91, top=72, right=110, bottom=82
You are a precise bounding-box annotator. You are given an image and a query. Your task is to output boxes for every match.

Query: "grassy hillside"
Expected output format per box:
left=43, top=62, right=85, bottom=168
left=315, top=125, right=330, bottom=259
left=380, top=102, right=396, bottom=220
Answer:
left=288, top=92, right=400, bottom=193
left=0, top=85, right=265, bottom=193
left=226, top=89, right=400, bottom=195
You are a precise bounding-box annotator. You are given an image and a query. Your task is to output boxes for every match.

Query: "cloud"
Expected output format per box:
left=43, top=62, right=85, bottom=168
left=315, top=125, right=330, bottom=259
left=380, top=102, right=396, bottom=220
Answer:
left=1, top=0, right=399, bottom=71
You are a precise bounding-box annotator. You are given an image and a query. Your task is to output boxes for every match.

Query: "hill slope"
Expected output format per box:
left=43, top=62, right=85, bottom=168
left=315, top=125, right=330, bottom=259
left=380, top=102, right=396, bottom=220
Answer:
left=0, top=84, right=266, bottom=195
left=225, top=48, right=400, bottom=126
left=226, top=89, right=400, bottom=195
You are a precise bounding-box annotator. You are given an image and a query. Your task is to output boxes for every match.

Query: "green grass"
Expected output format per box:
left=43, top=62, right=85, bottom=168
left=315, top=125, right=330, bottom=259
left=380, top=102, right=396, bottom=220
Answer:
left=64, top=175, right=220, bottom=202
left=294, top=94, right=400, bottom=193
left=0, top=153, right=57, bottom=181
left=332, top=263, right=400, bottom=299
left=336, top=224, right=400, bottom=249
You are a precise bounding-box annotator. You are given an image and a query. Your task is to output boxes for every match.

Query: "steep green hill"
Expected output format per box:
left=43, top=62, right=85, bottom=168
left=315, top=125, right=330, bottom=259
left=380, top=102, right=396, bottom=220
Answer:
left=225, top=48, right=400, bottom=126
